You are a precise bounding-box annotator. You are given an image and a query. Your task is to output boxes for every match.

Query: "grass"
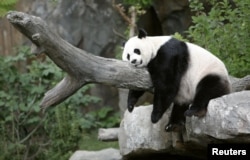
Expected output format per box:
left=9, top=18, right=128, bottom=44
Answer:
left=79, top=130, right=119, bottom=151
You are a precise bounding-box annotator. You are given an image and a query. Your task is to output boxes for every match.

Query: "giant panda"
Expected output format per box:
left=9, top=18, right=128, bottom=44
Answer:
left=122, top=29, right=231, bottom=132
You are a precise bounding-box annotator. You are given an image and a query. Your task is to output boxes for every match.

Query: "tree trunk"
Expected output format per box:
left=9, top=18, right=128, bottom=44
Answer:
left=6, top=11, right=250, bottom=111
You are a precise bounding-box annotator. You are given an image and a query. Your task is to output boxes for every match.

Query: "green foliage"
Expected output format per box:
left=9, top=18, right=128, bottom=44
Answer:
left=0, top=0, right=18, bottom=17
left=82, top=107, right=120, bottom=131
left=80, top=130, right=119, bottom=150
left=123, top=0, right=152, bottom=8
left=172, top=32, right=189, bottom=42
left=187, top=0, right=250, bottom=77
left=0, top=46, right=120, bottom=159
left=43, top=106, right=82, bottom=159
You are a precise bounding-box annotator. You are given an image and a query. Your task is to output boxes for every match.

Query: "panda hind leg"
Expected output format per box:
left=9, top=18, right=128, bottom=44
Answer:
left=184, top=74, right=230, bottom=117
left=165, top=104, right=189, bottom=132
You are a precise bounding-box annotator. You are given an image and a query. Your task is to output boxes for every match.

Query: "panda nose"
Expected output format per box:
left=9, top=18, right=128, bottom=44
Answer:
left=131, top=59, right=137, bottom=64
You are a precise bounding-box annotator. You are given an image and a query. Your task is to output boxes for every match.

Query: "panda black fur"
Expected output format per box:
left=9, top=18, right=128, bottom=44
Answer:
left=122, top=29, right=231, bottom=132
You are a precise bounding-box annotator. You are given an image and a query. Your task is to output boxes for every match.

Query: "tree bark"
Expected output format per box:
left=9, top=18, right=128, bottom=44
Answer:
left=6, top=11, right=250, bottom=111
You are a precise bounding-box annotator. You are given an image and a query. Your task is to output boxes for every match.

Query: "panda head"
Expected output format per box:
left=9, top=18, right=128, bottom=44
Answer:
left=122, top=29, right=154, bottom=67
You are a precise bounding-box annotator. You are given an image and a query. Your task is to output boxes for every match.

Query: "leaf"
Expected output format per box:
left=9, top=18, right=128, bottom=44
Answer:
left=97, top=107, right=112, bottom=119
left=33, top=104, right=41, bottom=113
left=27, top=117, right=41, bottom=124
left=19, top=103, right=28, bottom=112
left=31, top=85, right=45, bottom=94
left=0, top=0, right=18, bottom=6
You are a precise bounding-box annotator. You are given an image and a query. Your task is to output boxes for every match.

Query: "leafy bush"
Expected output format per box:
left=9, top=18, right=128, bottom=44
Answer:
left=123, top=0, right=152, bottom=8
left=187, top=0, right=250, bottom=77
left=82, top=107, right=120, bottom=130
left=0, top=0, right=18, bottom=17
left=0, top=46, right=119, bottom=160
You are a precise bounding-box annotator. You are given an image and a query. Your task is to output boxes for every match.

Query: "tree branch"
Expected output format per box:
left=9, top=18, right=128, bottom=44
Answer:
left=230, top=75, right=250, bottom=92
left=6, top=11, right=250, bottom=111
left=7, top=11, right=152, bottom=110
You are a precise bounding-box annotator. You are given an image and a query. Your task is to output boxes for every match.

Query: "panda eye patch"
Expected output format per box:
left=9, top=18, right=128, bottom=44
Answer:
left=127, top=54, right=130, bottom=60
left=134, top=48, right=141, bottom=55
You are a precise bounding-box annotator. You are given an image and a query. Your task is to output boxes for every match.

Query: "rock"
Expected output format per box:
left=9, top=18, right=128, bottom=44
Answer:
left=98, top=128, right=119, bottom=141
left=31, top=0, right=125, bottom=56
left=69, top=148, right=122, bottom=160
left=118, top=105, right=172, bottom=156
left=187, top=91, right=250, bottom=141
left=152, top=0, right=191, bottom=35
left=118, top=91, right=250, bottom=159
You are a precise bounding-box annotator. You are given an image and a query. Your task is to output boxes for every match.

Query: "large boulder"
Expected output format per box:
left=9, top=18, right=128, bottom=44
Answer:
left=119, top=104, right=205, bottom=159
left=118, top=104, right=172, bottom=155
left=31, top=0, right=125, bottom=56
left=119, top=91, right=250, bottom=159
left=187, top=91, right=250, bottom=140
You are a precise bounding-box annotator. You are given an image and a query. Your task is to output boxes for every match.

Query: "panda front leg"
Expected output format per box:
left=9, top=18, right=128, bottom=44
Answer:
left=151, top=87, right=176, bottom=123
left=127, top=90, right=145, bottom=112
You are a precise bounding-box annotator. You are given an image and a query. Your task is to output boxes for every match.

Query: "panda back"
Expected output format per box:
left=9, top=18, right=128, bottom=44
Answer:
left=186, top=42, right=228, bottom=80
left=175, top=42, right=229, bottom=104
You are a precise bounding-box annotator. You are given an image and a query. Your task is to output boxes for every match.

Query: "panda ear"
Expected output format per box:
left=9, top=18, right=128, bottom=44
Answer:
left=120, top=41, right=127, bottom=49
left=122, top=41, right=126, bottom=47
left=138, top=28, right=147, bottom=39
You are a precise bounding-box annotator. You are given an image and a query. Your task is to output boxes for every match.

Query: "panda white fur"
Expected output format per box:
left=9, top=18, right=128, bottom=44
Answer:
left=122, top=29, right=231, bottom=132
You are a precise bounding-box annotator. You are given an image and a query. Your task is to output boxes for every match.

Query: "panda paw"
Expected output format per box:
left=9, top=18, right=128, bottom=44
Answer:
left=127, top=104, right=134, bottom=112
left=184, top=109, right=195, bottom=117
left=151, top=112, right=163, bottom=123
